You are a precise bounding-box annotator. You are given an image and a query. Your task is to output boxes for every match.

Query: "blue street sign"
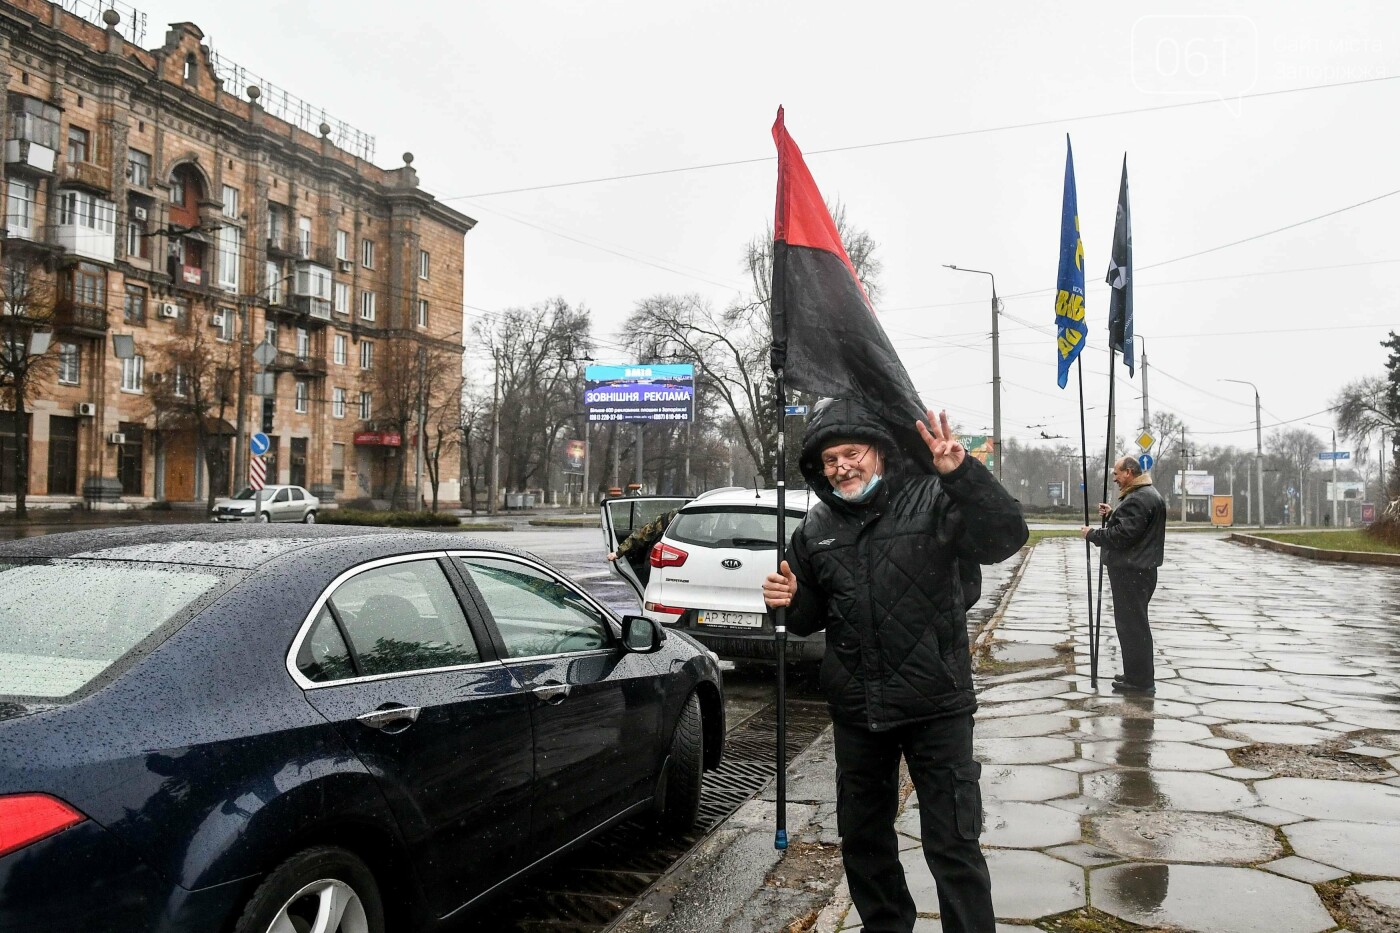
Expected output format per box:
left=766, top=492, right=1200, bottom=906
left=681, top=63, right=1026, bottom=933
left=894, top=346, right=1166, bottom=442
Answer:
left=1138, top=453, right=1154, bottom=472
left=784, top=405, right=808, bottom=417
left=1318, top=451, right=1351, bottom=461
left=250, top=432, right=270, bottom=457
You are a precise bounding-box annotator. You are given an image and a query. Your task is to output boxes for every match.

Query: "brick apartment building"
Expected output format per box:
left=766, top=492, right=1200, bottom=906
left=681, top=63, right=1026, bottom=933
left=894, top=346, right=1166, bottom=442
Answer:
left=0, top=0, right=474, bottom=510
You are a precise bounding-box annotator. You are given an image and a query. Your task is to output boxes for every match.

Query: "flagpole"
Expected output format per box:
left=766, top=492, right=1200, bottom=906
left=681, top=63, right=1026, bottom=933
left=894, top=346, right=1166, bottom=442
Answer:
left=1092, top=350, right=1118, bottom=689
left=1076, top=361, right=1097, bottom=686
left=770, top=236, right=790, bottom=853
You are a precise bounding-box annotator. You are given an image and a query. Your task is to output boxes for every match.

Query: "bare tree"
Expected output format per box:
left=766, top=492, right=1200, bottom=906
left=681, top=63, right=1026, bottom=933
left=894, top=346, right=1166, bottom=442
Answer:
left=371, top=335, right=462, bottom=508
left=457, top=380, right=491, bottom=515
left=0, top=257, right=58, bottom=519
left=147, top=317, right=240, bottom=508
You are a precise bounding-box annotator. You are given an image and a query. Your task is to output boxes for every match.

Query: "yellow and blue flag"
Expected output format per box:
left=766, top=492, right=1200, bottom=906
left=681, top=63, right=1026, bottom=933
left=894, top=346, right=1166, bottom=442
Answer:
left=1055, top=135, right=1087, bottom=389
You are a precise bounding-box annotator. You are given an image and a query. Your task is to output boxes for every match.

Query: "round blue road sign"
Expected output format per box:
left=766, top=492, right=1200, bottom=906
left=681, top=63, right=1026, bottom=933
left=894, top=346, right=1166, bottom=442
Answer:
left=1138, top=453, right=1154, bottom=472
left=250, top=432, right=270, bottom=457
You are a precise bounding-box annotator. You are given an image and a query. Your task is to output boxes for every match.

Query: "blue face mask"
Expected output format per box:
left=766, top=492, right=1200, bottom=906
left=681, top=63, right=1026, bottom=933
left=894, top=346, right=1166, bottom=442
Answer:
left=833, top=473, right=882, bottom=503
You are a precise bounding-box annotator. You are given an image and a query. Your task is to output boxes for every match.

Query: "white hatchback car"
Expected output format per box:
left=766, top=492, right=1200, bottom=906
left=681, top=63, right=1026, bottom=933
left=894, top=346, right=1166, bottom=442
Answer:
left=210, top=484, right=320, bottom=523
left=602, top=488, right=822, bottom=664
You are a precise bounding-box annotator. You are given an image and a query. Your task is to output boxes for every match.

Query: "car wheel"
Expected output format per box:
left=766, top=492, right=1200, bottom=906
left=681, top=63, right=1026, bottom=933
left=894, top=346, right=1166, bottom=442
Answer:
left=232, top=845, right=383, bottom=933
left=655, top=692, right=703, bottom=834
left=256, top=511, right=271, bottom=523
left=303, top=510, right=317, bottom=524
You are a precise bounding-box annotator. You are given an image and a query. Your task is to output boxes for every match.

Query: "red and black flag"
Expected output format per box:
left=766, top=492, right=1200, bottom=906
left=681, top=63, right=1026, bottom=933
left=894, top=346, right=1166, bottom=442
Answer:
left=768, top=107, right=925, bottom=432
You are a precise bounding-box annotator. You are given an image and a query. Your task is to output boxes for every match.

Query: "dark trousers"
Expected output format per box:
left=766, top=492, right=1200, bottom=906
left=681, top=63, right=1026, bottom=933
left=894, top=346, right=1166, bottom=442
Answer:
left=1108, top=566, right=1157, bottom=686
left=832, top=715, right=994, bottom=933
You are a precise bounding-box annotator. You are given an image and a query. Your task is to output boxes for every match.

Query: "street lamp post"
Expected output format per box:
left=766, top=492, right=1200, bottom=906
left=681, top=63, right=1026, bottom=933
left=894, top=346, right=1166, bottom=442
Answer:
left=1221, top=379, right=1264, bottom=529
left=1308, top=422, right=1339, bottom=528
left=943, top=265, right=1002, bottom=480
left=1135, top=334, right=1149, bottom=437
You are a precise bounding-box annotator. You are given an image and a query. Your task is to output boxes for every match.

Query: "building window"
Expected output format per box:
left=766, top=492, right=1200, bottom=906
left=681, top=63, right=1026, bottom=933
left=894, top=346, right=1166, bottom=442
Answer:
left=415, top=299, right=428, bottom=328
left=297, top=216, right=312, bottom=258
left=57, top=191, right=116, bottom=234
left=121, top=354, right=144, bottom=393
left=296, top=328, right=310, bottom=359
left=126, top=218, right=150, bottom=259
left=359, top=391, right=372, bottom=420
left=359, top=290, right=376, bottom=321
left=170, top=173, right=185, bottom=206
left=333, top=334, right=347, bottom=365
left=57, top=343, right=80, bottom=385
left=332, top=387, right=346, bottom=418
left=123, top=285, right=146, bottom=324
left=216, top=226, right=241, bottom=291
left=295, top=380, right=308, bottom=413
left=331, top=442, right=345, bottom=489
left=361, top=238, right=374, bottom=268
left=183, top=53, right=197, bottom=83
left=265, top=261, right=283, bottom=305
left=8, top=96, right=60, bottom=150
left=335, top=229, right=349, bottom=261
left=128, top=149, right=151, bottom=187
left=221, top=185, right=239, bottom=218
left=173, top=364, right=188, bottom=398
left=264, top=319, right=278, bottom=348
left=359, top=340, right=373, bottom=369
left=67, top=263, right=106, bottom=309
left=333, top=281, right=349, bottom=315
left=66, top=126, right=89, bottom=163
left=217, top=307, right=235, bottom=342
left=5, top=179, right=35, bottom=238
left=418, top=249, right=430, bottom=280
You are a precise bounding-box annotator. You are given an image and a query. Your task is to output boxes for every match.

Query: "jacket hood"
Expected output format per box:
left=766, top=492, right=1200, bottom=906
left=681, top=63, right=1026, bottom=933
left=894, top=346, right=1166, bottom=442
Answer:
left=800, top=397, right=927, bottom=507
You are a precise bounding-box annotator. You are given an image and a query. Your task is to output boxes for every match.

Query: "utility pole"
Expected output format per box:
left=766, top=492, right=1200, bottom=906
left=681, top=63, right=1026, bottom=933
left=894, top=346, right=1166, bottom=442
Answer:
left=488, top=349, right=500, bottom=515
left=1180, top=426, right=1188, bottom=523
left=1223, top=378, right=1264, bottom=529
left=943, top=265, right=1002, bottom=480
left=1137, top=335, right=1150, bottom=435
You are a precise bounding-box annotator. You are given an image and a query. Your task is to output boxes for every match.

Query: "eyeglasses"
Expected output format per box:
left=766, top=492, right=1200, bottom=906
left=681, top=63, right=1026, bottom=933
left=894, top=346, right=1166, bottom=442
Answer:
left=821, top=445, right=871, bottom=475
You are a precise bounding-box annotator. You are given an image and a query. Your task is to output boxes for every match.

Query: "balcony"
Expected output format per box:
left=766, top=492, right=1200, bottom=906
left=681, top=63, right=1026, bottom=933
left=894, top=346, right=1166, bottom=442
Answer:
left=54, top=301, right=109, bottom=336
left=293, top=355, right=328, bottom=378
left=4, top=139, right=56, bottom=174
left=58, top=160, right=112, bottom=195
left=266, top=231, right=298, bottom=258
left=295, top=295, right=332, bottom=322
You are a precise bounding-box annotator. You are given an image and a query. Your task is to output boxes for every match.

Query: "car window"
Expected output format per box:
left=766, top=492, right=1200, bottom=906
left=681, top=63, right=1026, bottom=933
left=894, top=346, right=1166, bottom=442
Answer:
left=458, top=557, right=610, bottom=658
left=273, top=488, right=290, bottom=502
left=290, top=488, right=304, bottom=501
left=329, top=560, right=480, bottom=676
left=295, top=605, right=356, bottom=683
left=666, top=506, right=807, bottom=550
left=604, top=497, right=689, bottom=545
left=0, top=560, right=232, bottom=699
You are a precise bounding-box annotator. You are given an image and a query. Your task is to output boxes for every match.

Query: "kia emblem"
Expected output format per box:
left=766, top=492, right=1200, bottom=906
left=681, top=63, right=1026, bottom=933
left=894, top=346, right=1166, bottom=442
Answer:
left=721, top=558, right=742, bottom=570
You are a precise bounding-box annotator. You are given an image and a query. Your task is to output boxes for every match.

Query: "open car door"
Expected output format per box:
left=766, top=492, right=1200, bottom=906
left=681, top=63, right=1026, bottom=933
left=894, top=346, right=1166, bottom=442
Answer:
left=600, top=496, right=691, bottom=602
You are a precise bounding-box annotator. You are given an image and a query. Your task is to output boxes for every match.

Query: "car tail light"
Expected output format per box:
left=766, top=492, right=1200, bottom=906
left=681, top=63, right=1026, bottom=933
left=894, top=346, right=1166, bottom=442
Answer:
left=650, top=542, right=688, bottom=568
left=0, top=794, right=85, bottom=857
left=645, top=601, right=685, bottom=615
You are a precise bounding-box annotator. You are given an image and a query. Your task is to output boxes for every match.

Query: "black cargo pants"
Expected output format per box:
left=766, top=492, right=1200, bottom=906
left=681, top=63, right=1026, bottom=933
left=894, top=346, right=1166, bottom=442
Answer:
left=1107, top=566, right=1157, bottom=687
left=832, top=714, right=994, bottom=933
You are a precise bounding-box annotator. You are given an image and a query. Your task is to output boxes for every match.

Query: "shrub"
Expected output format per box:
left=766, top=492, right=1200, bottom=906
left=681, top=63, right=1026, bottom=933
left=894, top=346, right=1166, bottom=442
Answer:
left=321, top=509, right=460, bottom=527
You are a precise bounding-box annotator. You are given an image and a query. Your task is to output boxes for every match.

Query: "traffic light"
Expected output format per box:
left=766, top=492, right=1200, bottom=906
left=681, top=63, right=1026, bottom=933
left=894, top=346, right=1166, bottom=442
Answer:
left=261, top=397, right=275, bottom=434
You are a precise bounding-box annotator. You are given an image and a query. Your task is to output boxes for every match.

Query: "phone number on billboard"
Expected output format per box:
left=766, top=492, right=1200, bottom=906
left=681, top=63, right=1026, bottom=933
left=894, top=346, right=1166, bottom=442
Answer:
left=588, top=412, right=691, bottom=422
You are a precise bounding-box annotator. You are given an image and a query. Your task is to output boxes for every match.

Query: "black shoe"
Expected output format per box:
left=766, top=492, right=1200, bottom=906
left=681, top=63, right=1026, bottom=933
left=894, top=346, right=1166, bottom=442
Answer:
left=1112, top=674, right=1127, bottom=685
left=1111, top=680, right=1155, bottom=696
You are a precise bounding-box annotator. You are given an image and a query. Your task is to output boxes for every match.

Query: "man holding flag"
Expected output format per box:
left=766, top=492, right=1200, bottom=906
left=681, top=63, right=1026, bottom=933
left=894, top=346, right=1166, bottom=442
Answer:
left=762, top=108, right=1027, bottom=933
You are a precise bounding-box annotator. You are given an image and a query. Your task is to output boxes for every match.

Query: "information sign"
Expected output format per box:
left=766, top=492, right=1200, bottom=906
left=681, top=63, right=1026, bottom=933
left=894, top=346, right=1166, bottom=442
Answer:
left=1138, top=453, right=1154, bottom=472
left=585, top=364, right=694, bottom=423
left=1136, top=431, right=1154, bottom=450
left=250, top=432, right=270, bottom=457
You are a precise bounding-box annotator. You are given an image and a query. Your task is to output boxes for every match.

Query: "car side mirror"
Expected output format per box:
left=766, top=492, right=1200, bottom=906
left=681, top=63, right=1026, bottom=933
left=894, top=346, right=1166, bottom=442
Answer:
left=621, top=615, right=665, bottom=653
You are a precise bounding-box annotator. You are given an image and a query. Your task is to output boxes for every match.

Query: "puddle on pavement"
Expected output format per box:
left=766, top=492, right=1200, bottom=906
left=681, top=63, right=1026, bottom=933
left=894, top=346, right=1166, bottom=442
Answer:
left=986, top=641, right=1060, bottom=665
left=974, top=737, right=1076, bottom=765
left=1089, top=863, right=1334, bottom=933
left=1083, top=770, right=1256, bottom=812
left=1080, top=741, right=1234, bottom=772
left=1088, top=810, right=1282, bottom=863
left=1075, top=716, right=1212, bottom=742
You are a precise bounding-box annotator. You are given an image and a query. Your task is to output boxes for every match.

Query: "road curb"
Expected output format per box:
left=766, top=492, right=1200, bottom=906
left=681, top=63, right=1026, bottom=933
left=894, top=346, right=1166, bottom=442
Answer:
left=1228, top=532, right=1400, bottom=566
left=972, top=544, right=1037, bottom=661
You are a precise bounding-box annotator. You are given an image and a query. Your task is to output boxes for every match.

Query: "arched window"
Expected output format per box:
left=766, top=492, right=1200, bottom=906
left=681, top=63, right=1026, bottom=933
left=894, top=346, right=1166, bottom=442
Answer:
left=183, top=54, right=197, bottom=84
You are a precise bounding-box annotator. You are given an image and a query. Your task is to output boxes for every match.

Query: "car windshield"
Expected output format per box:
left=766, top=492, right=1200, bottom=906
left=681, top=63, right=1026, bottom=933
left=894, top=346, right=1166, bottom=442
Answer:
left=666, top=506, right=807, bottom=550
left=0, top=560, right=232, bottom=700
left=230, top=487, right=261, bottom=500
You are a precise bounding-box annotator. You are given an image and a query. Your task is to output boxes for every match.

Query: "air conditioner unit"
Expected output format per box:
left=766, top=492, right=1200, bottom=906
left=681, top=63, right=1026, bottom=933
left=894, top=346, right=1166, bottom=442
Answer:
left=159, top=302, right=180, bottom=319
left=132, top=206, right=148, bottom=222
left=108, top=432, right=126, bottom=445
left=338, top=259, right=353, bottom=273
left=75, top=402, right=97, bottom=417
left=211, top=312, right=226, bottom=328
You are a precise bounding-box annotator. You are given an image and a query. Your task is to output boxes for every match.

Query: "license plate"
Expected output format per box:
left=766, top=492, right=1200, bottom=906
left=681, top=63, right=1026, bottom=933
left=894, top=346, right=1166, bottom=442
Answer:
left=698, top=610, right=765, bottom=629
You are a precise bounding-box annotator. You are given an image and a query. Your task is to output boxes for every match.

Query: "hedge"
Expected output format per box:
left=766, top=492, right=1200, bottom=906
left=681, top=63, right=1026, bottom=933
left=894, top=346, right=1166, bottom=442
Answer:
left=320, top=509, right=461, bottom=527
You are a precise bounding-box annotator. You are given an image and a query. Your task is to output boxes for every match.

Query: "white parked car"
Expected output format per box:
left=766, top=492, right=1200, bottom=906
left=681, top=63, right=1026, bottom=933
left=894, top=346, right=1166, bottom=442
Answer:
left=210, top=484, right=320, bottom=523
left=602, top=488, right=821, bottom=664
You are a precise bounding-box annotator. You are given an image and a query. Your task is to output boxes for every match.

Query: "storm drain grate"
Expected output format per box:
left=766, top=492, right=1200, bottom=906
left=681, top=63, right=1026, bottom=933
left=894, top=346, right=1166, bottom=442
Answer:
left=458, top=699, right=831, bottom=933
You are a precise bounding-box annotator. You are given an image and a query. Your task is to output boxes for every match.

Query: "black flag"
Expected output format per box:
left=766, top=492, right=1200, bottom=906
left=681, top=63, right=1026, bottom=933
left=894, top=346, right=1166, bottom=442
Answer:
left=1106, top=155, right=1134, bottom=376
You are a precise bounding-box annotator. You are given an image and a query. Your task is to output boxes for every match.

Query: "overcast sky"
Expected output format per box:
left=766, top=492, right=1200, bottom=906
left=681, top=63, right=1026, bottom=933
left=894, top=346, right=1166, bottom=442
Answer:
left=125, top=1, right=1398, bottom=461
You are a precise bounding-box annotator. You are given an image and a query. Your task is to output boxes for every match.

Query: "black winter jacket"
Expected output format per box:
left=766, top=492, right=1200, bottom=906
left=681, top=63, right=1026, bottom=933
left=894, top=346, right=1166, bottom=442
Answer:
left=1087, top=482, right=1167, bottom=569
left=784, top=399, right=1028, bottom=730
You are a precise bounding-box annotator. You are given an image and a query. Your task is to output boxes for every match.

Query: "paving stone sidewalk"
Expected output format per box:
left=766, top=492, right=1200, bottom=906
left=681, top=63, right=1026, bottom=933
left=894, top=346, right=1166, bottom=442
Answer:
left=827, top=534, right=1400, bottom=933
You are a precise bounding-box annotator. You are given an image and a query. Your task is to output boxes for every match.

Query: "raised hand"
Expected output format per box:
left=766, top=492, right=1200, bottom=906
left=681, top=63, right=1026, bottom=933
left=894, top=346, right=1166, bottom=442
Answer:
left=763, top=560, right=797, bottom=608
left=915, top=409, right=967, bottom=475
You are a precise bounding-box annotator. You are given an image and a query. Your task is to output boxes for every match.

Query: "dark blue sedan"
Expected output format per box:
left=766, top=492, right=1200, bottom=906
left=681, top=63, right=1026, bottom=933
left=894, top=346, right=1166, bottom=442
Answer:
left=0, top=524, right=724, bottom=932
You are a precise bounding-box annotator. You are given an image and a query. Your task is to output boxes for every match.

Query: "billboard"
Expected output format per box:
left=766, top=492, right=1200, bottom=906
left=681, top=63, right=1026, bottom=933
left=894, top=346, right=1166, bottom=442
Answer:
left=564, top=439, right=585, bottom=473
left=1173, top=470, right=1215, bottom=496
left=585, top=363, right=694, bottom=423
left=962, top=435, right=997, bottom=472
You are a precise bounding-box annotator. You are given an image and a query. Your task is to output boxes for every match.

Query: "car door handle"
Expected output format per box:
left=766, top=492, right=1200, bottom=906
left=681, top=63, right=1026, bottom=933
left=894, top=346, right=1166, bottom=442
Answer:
left=356, top=704, right=420, bottom=732
left=532, top=684, right=571, bottom=705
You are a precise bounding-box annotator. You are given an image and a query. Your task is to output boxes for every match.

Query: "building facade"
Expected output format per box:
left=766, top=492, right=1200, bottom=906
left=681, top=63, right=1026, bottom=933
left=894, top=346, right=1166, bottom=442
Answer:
left=0, top=0, right=473, bottom=510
